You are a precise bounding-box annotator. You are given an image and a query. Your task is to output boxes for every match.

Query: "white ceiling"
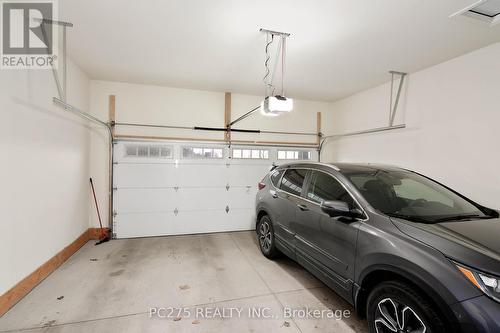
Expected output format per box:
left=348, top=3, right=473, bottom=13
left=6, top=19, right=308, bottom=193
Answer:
left=60, top=0, right=500, bottom=101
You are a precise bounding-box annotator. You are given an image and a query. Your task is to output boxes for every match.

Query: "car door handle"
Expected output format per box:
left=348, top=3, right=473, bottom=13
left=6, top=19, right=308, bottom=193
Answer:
left=270, top=190, right=278, bottom=198
left=297, top=204, right=309, bottom=211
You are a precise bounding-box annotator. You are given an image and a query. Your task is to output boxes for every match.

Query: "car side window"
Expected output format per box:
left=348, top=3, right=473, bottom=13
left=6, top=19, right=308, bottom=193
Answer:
left=270, top=169, right=284, bottom=187
left=280, top=169, right=307, bottom=196
left=307, top=171, right=357, bottom=208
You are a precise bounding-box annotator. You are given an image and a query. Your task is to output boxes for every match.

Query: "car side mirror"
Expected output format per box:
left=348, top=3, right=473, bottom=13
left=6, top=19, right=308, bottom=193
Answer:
left=321, top=200, right=364, bottom=220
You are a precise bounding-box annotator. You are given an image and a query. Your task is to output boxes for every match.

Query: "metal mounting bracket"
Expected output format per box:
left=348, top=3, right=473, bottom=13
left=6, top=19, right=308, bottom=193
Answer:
left=37, top=18, right=73, bottom=103
left=388, top=71, right=407, bottom=126
left=318, top=71, right=408, bottom=162
left=42, top=19, right=116, bottom=237
left=259, top=28, right=291, bottom=37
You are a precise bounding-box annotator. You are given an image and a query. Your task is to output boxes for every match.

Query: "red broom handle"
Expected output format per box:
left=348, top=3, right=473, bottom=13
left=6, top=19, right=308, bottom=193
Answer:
left=89, top=178, right=104, bottom=233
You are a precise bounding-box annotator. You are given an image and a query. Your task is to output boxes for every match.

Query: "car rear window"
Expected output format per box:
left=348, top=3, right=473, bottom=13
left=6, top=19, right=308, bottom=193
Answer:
left=280, top=169, right=307, bottom=196
left=270, top=169, right=284, bottom=187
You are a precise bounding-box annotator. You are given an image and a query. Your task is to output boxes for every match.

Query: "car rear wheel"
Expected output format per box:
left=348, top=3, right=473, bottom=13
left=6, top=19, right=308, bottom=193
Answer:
left=367, top=280, right=446, bottom=333
left=257, top=215, right=279, bottom=259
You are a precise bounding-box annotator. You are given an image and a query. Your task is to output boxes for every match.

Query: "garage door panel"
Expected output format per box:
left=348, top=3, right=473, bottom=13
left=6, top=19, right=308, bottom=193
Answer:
left=175, top=187, right=227, bottom=210
left=115, top=163, right=177, bottom=188
left=227, top=209, right=256, bottom=230
left=227, top=187, right=256, bottom=209
left=174, top=211, right=232, bottom=235
left=227, top=164, right=271, bottom=186
left=115, top=212, right=176, bottom=238
left=176, top=210, right=253, bottom=234
left=114, top=188, right=176, bottom=213
left=175, top=163, right=227, bottom=187
left=113, top=141, right=316, bottom=238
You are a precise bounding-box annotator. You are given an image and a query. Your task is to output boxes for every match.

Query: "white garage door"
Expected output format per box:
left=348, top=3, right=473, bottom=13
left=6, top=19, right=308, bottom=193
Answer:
left=112, top=140, right=317, bottom=239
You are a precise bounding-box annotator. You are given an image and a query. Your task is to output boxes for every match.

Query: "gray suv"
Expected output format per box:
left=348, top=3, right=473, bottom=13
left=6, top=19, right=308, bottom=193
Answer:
left=255, top=162, right=500, bottom=333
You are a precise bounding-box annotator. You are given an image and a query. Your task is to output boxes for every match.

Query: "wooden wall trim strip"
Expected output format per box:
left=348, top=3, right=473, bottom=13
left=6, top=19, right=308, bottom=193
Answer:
left=0, top=229, right=103, bottom=317
left=108, top=95, right=116, bottom=234
left=109, top=95, right=116, bottom=137
left=316, top=112, right=322, bottom=145
left=224, top=92, right=231, bottom=143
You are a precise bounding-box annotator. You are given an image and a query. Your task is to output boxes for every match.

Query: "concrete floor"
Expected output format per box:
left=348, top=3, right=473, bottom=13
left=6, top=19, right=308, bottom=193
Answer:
left=0, top=231, right=368, bottom=333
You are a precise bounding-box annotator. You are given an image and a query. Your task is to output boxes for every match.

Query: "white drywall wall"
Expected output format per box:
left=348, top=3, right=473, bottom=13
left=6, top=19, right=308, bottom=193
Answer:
left=322, top=42, right=500, bottom=209
left=0, top=59, right=91, bottom=295
left=89, top=81, right=330, bottom=228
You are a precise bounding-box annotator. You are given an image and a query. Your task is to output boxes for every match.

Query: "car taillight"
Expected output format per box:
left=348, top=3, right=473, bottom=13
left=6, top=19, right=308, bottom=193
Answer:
left=258, top=182, right=266, bottom=190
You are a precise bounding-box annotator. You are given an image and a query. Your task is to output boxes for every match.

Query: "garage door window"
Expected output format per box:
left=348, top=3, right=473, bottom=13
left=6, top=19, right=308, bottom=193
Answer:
left=125, top=144, right=172, bottom=158
left=280, top=169, right=307, bottom=196
left=232, top=148, right=269, bottom=159
left=277, top=150, right=312, bottom=160
left=182, top=147, right=223, bottom=159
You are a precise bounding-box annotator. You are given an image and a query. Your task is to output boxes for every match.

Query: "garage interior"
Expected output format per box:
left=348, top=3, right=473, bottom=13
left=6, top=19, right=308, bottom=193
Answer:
left=2, top=0, right=500, bottom=332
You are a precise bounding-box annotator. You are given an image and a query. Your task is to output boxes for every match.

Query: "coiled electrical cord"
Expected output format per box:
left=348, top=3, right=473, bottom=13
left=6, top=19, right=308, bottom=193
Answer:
left=262, top=34, right=275, bottom=96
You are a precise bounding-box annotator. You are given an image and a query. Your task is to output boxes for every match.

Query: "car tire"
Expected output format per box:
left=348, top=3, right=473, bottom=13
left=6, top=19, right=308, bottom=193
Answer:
left=257, top=215, right=279, bottom=259
left=366, top=280, right=446, bottom=333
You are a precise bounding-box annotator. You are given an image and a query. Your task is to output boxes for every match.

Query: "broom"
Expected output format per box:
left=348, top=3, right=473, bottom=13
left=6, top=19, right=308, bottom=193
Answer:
left=90, top=178, right=110, bottom=245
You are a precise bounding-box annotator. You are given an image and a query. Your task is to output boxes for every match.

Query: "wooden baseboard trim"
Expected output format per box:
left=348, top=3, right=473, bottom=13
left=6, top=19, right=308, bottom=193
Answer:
left=0, top=228, right=106, bottom=317
left=88, top=227, right=108, bottom=240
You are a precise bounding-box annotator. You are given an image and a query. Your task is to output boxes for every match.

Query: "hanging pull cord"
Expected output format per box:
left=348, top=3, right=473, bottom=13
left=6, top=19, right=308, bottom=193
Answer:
left=281, top=35, right=286, bottom=97
left=262, top=33, right=275, bottom=97
left=270, top=37, right=282, bottom=97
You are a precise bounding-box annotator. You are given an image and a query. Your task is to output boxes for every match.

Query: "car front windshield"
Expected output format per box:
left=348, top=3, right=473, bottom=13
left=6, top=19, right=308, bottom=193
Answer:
left=344, top=169, right=491, bottom=223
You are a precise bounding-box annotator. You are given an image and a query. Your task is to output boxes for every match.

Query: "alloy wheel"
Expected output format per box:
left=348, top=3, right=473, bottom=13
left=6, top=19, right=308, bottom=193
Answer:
left=374, top=298, right=427, bottom=333
left=259, top=221, right=272, bottom=251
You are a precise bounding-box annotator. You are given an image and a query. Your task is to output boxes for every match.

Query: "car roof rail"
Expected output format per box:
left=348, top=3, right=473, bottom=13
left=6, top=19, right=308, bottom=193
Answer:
left=273, top=161, right=340, bottom=171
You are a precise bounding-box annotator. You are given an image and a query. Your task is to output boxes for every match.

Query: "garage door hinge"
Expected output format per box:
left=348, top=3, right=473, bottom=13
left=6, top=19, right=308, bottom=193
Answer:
left=226, top=163, right=230, bottom=168
left=174, top=208, right=179, bottom=216
left=113, top=210, right=117, bottom=217
left=225, top=205, right=230, bottom=213
left=113, top=186, right=118, bottom=191
left=226, top=183, right=230, bottom=191
left=174, top=186, right=179, bottom=192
